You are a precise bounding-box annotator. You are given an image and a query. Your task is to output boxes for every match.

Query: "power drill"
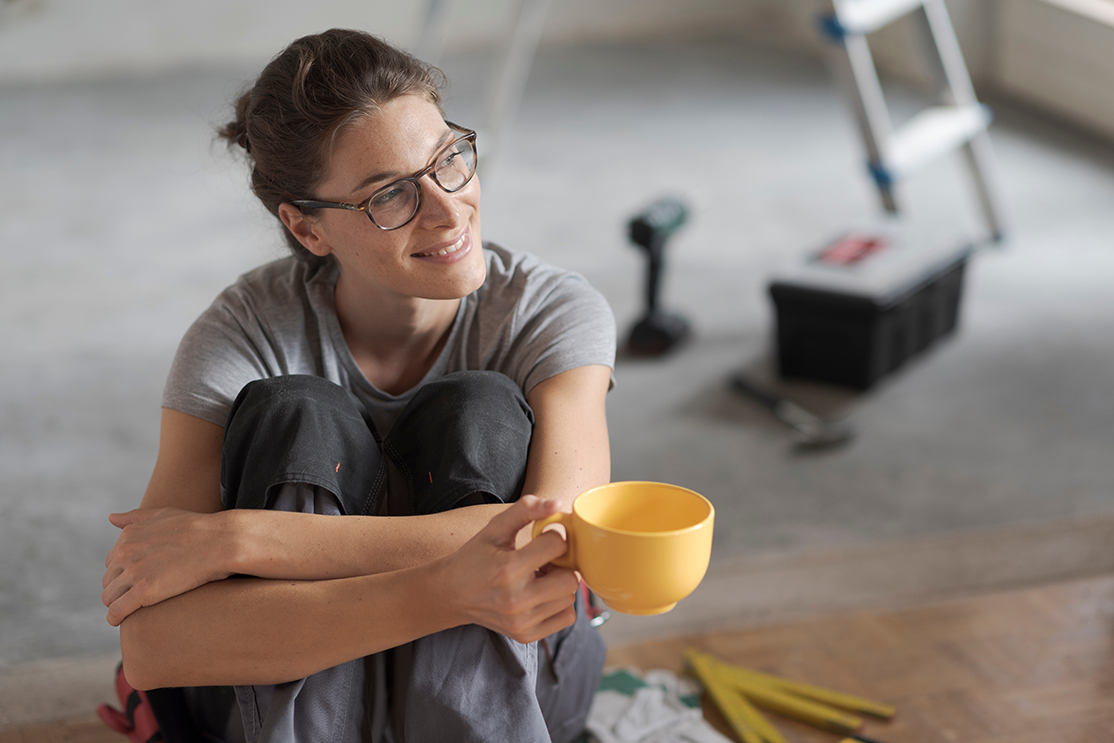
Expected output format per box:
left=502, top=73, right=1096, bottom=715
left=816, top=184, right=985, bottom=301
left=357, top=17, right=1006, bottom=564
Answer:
left=626, top=196, right=691, bottom=356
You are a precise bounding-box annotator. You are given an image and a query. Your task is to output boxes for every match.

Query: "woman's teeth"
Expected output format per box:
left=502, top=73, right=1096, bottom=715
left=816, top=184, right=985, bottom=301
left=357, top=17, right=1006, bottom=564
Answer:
left=422, top=234, right=466, bottom=257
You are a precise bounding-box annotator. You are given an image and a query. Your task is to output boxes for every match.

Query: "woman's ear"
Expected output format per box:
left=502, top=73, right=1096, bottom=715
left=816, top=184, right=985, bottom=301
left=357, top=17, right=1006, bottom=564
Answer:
left=278, top=203, right=332, bottom=257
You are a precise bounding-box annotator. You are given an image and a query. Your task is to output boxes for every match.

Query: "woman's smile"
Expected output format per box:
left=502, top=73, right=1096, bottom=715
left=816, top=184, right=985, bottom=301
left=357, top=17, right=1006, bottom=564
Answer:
left=413, top=228, right=471, bottom=260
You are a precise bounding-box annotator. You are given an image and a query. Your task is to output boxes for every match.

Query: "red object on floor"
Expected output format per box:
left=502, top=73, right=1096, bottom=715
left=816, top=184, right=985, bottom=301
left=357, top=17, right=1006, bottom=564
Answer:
left=96, top=663, right=164, bottom=742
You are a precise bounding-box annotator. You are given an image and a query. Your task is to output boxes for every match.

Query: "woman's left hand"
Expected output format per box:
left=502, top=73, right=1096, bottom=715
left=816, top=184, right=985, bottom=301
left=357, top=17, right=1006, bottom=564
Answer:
left=101, top=508, right=236, bottom=627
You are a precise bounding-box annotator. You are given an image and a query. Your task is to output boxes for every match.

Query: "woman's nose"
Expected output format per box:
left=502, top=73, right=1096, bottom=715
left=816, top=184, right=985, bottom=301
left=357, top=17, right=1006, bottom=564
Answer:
left=418, top=175, right=471, bottom=228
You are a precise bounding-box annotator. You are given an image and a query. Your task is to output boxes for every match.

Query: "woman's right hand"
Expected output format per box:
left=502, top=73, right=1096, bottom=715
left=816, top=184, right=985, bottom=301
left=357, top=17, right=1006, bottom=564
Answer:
left=102, top=508, right=236, bottom=627
left=436, top=495, right=580, bottom=645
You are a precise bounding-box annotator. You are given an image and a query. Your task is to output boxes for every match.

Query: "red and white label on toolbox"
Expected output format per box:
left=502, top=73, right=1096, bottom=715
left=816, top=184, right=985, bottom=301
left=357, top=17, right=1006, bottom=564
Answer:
left=773, top=226, right=972, bottom=300
left=815, top=234, right=889, bottom=265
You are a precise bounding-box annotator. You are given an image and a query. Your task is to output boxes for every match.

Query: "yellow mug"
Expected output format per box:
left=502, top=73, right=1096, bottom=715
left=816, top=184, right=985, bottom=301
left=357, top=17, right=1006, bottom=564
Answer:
left=531, top=481, right=714, bottom=615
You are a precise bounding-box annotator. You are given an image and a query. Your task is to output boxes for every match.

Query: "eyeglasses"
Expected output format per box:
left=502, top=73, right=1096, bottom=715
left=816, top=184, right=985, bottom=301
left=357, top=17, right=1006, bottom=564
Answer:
left=292, top=122, right=477, bottom=231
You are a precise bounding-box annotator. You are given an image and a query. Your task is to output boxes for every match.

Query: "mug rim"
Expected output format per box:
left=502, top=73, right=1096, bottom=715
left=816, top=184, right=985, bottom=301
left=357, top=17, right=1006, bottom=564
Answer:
left=573, top=480, right=714, bottom=537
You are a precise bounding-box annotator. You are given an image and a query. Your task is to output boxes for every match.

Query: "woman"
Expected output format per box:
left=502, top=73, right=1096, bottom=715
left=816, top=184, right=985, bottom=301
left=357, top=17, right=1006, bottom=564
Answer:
left=100, top=28, right=615, bottom=743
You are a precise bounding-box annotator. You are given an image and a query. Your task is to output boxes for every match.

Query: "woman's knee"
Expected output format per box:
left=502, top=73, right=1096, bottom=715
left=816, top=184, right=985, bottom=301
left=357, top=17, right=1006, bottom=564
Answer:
left=409, top=371, right=534, bottom=430
left=385, top=372, right=534, bottom=514
left=227, top=375, right=366, bottom=425
left=221, top=375, right=383, bottom=515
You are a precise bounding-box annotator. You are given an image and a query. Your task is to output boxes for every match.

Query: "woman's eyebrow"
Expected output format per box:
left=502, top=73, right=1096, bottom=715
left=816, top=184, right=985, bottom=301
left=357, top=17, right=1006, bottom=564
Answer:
left=350, top=128, right=455, bottom=195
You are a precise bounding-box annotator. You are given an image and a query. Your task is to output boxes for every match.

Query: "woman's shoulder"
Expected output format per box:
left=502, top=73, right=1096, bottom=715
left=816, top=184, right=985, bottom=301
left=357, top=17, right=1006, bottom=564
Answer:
left=479, top=243, right=592, bottom=301
left=460, top=244, right=615, bottom=394
left=212, top=255, right=335, bottom=316
left=481, top=242, right=540, bottom=282
left=472, top=242, right=614, bottom=334
left=164, top=255, right=338, bottom=426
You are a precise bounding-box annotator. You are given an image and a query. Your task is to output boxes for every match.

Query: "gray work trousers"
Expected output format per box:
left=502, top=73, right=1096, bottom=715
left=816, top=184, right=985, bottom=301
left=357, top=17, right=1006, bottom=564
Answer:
left=219, top=373, right=606, bottom=743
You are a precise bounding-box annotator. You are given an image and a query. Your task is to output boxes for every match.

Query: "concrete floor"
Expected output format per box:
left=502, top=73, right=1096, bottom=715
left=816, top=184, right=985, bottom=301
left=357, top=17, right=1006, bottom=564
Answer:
left=2, top=37, right=1114, bottom=723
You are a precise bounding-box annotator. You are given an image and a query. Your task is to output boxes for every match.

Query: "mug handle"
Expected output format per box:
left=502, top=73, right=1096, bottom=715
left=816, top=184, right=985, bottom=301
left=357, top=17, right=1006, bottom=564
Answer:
left=531, top=512, right=576, bottom=570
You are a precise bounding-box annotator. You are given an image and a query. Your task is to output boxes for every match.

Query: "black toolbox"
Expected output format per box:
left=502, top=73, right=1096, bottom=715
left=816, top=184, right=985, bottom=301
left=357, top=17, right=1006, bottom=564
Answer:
left=769, top=229, right=973, bottom=389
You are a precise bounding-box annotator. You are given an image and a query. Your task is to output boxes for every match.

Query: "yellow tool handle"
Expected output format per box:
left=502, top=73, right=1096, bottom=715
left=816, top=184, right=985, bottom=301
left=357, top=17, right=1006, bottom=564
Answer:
left=685, top=650, right=788, bottom=743
left=689, top=650, right=858, bottom=736
left=725, top=672, right=864, bottom=735
left=714, top=659, right=896, bottom=719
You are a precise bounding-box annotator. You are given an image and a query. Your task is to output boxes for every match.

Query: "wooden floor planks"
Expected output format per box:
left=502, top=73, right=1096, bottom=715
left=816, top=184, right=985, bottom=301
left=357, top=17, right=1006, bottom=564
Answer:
left=5, top=574, right=1114, bottom=743
left=606, top=574, right=1114, bottom=743
left=0, top=718, right=121, bottom=743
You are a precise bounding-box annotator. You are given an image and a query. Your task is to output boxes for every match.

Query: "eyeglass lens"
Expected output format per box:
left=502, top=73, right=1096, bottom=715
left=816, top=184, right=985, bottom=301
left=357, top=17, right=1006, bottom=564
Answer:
left=368, top=137, right=476, bottom=229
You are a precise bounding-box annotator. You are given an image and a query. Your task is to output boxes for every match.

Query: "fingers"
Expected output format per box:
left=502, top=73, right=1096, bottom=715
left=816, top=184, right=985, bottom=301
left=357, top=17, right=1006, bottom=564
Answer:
left=532, top=601, right=578, bottom=639
left=105, top=509, right=157, bottom=568
left=516, top=528, right=570, bottom=572
left=101, top=566, right=130, bottom=607
left=102, top=567, right=157, bottom=626
left=483, top=495, right=559, bottom=549
left=480, top=495, right=571, bottom=573
left=104, top=524, right=132, bottom=571
left=108, top=509, right=155, bottom=529
left=105, top=591, right=144, bottom=628
left=101, top=583, right=124, bottom=615
left=529, top=563, right=580, bottom=605
left=101, top=567, right=139, bottom=626
left=505, top=594, right=578, bottom=644
left=493, top=565, right=579, bottom=642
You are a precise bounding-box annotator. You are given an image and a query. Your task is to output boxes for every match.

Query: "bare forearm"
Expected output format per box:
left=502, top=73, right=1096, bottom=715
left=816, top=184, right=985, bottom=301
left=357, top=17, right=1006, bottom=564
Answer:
left=120, top=566, right=450, bottom=689
left=120, top=498, right=579, bottom=691
left=103, top=502, right=529, bottom=629
left=228, top=503, right=509, bottom=581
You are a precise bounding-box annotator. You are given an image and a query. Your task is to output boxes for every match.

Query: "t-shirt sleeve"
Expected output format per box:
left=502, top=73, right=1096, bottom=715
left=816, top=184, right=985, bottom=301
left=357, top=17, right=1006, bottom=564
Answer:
left=501, top=259, right=617, bottom=395
left=161, top=290, right=280, bottom=427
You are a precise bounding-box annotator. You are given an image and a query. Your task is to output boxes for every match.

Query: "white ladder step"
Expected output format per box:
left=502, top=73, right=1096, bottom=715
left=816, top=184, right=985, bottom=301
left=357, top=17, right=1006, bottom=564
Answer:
left=886, top=104, right=991, bottom=179
left=820, top=0, right=1007, bottom=240
left=834, top=0, right=927, bottom=35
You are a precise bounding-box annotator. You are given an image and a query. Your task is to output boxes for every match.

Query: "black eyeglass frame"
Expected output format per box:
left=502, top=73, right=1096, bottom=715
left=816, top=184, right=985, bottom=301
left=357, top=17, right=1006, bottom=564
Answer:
left=290, top=122, right=477, bottom=231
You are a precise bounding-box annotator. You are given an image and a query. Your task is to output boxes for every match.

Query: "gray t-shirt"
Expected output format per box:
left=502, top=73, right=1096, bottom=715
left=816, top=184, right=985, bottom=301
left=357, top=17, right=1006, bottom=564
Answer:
left=162, top=243, right=616, bottom=434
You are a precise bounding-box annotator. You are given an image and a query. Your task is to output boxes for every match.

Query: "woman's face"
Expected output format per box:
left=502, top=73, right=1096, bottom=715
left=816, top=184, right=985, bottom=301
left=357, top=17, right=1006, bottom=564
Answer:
left=290, top=94, right=485, bottom=302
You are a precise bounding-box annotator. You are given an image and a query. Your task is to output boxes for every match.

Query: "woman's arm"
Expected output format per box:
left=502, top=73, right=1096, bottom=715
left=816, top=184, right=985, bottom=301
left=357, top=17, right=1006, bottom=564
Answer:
left=121, top=496, right=579, bottom=690
left=109, top=362, right=611, bottom=687
left=105, top=363, right=612, bottom=625
left=102, top=409, right=511, bottom=626
left=521, top=364, right=613, bottom=509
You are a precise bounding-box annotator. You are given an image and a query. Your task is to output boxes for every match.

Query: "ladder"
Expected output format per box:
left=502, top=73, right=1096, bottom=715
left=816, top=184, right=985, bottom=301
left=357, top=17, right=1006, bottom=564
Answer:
left=818, top=0, right=1007, bottom=241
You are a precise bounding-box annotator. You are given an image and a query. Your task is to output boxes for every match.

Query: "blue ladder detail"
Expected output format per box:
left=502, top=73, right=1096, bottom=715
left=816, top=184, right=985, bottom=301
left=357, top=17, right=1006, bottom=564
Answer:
left=816, top=14, right=848, bottom=42
left=868, top=161, right=894, bottom=188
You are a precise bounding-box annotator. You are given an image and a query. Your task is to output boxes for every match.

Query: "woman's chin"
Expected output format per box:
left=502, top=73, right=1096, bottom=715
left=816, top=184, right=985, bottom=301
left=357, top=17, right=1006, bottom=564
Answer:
left=419, top=251, right=487, bottom=300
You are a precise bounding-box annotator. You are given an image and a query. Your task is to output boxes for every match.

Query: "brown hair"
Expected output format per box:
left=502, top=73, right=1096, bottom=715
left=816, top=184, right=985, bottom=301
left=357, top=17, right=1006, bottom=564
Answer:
left=217, top=29, right=446, bottom=259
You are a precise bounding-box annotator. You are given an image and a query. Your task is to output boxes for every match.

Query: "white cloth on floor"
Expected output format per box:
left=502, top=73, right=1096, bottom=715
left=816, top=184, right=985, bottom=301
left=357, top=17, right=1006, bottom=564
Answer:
left=586, top=668, right=733, bottom=743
